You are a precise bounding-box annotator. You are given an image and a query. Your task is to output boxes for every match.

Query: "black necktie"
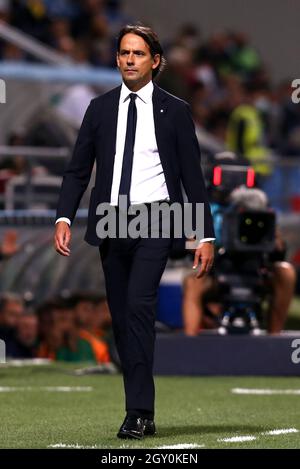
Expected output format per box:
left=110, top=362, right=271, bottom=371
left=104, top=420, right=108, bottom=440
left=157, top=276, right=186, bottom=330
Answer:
left=118, top=93, right=137, bottom=208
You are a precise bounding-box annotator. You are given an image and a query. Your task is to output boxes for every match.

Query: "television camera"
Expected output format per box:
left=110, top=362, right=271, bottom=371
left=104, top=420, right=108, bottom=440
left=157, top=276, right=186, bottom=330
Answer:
left=206, top=154, right=276, bottom=334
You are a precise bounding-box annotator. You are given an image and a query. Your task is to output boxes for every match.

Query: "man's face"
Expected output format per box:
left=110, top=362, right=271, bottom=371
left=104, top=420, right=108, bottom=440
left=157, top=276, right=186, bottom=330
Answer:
left=17, top=315, right=38, bottom=347
left=117, top=33, right=160, bottom=91
left=1, top=300, right=24, bottom=328
left=74, top=301, right=94, bottom=328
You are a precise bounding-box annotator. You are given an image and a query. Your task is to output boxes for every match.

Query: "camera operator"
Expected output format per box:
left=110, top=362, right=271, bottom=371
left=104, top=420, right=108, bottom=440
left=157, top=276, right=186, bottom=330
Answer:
left=182, top=185, right=296, bottom=335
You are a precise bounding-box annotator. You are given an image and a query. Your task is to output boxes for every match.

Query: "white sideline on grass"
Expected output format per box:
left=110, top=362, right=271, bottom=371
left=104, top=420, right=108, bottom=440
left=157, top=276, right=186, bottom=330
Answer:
left=0, top=386, right=93, bottom=392
left=263, top=428, right=298, bottom=435
left=49, top=443, right=100, bottom=449
left=232, top=388, right=300, bottom=395
left=48, top=443, right=205, bottom=450
left=219, top=428, right=298, bottom=443
left=156, top=444, right=204, bottom=449
left=218, top=436, right=256, bottom=443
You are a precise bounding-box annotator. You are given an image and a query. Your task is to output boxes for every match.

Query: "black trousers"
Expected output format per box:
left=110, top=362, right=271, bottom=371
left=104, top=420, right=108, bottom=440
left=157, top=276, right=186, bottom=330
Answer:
left=99, top=207, right=173, bottom=418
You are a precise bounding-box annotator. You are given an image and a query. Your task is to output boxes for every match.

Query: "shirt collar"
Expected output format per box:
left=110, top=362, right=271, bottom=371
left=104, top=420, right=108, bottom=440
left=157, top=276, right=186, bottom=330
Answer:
left=120, top=80, right=154, bottom=104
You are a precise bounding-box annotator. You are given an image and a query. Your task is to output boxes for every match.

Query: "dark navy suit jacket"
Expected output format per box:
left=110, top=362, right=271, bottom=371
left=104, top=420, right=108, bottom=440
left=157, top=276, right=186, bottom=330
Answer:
left=56, top=83, right=214, bottom=248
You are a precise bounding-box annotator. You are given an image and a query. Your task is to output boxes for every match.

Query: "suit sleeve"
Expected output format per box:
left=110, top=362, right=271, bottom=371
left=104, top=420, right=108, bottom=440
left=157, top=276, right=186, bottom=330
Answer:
left=56, top=99, right=96, bottom=223
left=175, top=102, right=215, bottom=239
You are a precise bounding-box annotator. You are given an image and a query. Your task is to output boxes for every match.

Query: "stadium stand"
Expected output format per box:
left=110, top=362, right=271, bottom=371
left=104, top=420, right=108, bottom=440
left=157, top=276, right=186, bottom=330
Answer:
left=0, top=0, right=300, bottom=372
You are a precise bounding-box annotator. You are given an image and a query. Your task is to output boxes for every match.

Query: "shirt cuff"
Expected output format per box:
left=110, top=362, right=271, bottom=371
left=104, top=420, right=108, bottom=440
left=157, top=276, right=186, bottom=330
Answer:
left=185, top=237, right=215, bottom=250
left=55, top=217, right=71, bottom=226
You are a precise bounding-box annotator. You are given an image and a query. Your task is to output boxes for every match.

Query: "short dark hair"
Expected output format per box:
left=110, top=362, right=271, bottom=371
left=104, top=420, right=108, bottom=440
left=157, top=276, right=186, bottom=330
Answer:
left=117, top=24, right=166, bottom=78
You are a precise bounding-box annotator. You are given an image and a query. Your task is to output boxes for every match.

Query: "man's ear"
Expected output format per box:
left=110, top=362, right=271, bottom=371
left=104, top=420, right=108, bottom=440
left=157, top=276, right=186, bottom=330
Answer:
left=152, top=54, right=161, bottom=71
left=116, top=53, right=120, bottom=68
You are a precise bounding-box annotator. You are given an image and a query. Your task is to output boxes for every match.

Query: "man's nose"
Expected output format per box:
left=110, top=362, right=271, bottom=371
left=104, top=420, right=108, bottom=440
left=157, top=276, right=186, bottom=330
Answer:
left=127, top=52, right=135, bottom=65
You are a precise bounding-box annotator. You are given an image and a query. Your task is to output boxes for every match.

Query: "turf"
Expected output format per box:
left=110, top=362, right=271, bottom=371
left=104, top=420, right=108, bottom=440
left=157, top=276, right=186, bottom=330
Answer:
left=0, top=364, right=300, bottom=449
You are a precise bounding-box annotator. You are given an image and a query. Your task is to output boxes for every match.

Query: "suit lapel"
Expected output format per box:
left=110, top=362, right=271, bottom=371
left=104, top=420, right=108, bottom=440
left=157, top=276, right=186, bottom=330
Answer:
left=106, top=85, right=121, bottom=157
left=153, top=83, right=167, bottom=127
left=102, top=86, right=121, bottom=199
left=153, top=83, right=170, bottom=169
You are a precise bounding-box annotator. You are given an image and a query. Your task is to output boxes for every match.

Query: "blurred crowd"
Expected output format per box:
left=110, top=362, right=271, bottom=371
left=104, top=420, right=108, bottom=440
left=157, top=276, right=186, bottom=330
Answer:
left=0, top=289, right=116, bottom=363
left=0, top=0, right=131, bottom=66
left=0, top=1, right=300, bottom=352
left=158, top=25, right=300, bottom=158
left=0, top=0, right=300, bottom=168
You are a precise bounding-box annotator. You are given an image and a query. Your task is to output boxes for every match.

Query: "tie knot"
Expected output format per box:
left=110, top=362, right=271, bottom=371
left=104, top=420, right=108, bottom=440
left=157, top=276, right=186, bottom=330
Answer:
left=129, top=93, right=137, bottom=102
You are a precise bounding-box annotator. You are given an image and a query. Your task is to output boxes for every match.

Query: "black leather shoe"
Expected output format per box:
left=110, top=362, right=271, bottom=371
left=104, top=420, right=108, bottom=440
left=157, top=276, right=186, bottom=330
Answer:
left=117, top=416, right=144, bottom=440
left=143, top=419, right=156, bottom=436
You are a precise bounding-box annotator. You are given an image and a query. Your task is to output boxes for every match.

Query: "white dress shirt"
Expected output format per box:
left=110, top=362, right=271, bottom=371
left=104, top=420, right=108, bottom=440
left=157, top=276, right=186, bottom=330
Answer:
left=110, top=81, right=169, bottom=205
left=56, top=81, right=214, bottom=244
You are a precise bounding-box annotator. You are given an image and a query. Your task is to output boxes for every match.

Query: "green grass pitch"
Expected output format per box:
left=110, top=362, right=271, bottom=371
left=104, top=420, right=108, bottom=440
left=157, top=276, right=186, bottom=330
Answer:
left=0, top=364, right=300, bottom=449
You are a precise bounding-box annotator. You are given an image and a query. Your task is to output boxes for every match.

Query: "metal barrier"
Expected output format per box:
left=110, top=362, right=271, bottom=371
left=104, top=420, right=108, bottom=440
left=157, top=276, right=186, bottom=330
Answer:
left=0, top=22, right=69, bottom=65
left=0, top=23, right=120, bottom=143
left=0, top=217, right=105, bottom=303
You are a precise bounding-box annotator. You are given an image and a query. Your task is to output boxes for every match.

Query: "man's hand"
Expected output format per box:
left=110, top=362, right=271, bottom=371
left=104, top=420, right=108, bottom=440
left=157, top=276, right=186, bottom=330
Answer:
left=192, top=242, right=214, bottom=278
left=54, top=222, right=71, bottom=256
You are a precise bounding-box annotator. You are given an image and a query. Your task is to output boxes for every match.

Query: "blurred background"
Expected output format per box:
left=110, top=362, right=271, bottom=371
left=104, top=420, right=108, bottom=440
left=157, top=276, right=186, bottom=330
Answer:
left=1, top=0, right=300, bottom=366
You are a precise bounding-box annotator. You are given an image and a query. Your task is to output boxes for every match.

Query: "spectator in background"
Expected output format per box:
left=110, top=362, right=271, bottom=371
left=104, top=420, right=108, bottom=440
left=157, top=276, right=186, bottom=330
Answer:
left=36, top=298, right=110, bottom=363
left=0, top=230, right=19, bottom=259
left=55, top=84, right=97, bottom=129
left=47, top=16, right=75, bottom=55
left=0, top=132, right=27, bottom=178
left=0, top=132, right=50, bottom=201
left=10, top=0, right=50, bottom=44
left=175, top=23, right=201, bottom=55
left=8, top=312, right=38, bottom=358
left=226, top=80, right=273, bottom=177
left=1, top=42, right=26, bottom=60
left=157, top=45, right=196, bottom=102
left=182, top=230, right=296, bottom=335
left=89, top=294, right=119, bottom=366
left=196, top=31, right=232, bottom=78
left=0, top=292, right=23, bottom=328
left=190, top=82, right=226, bottom=154
left=0, top=0, right=9, bottom=22
left=0, top=292, right=24, bottom=356
left=90, top=294, right=112, bottom=339
left=72, top=292, right=95, bottom=331
left=229, top=32, right=261, bottom=78
left=71, top=0, right=108, bottom=41
left=0, top=232, right=21, bottom=339
left=71, top=292, right=116, bottom=363
left=43, top=0, right=78, bottom=20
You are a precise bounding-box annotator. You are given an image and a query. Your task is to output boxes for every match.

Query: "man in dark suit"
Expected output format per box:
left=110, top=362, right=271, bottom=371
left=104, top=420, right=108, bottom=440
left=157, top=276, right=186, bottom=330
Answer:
left=54, top=24, right=215, bottom=440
